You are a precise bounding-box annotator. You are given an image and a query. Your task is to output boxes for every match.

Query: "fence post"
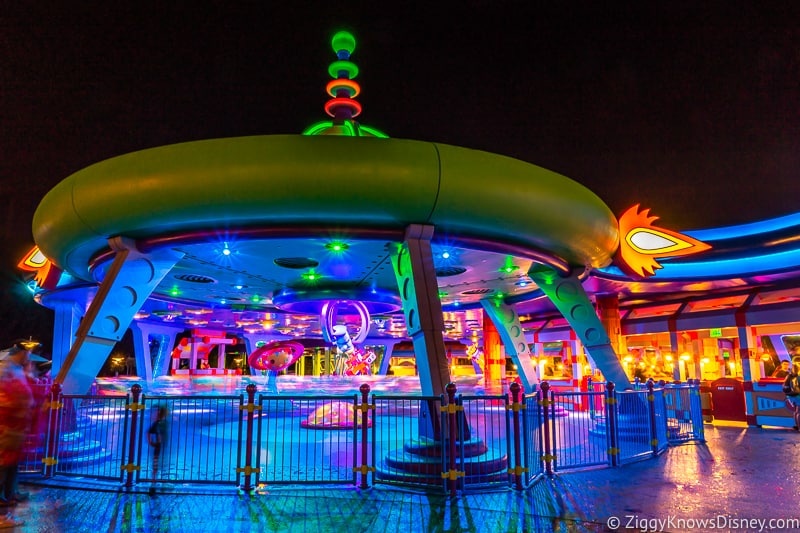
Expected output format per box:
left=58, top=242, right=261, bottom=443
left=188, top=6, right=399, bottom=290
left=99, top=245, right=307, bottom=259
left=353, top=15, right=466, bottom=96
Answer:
left=688, top=379, right=705, bottom=441
left=508, top=381, right=525, bottom=490
left=42, top=382, right=62, bottom=478
left=605, top=381, right=619, bottom=467
left=540, top=381, right=554, bottom=476
left=444, top=382, right=461, bottom=497
left=239, top=383, right=258, bottom=493
left=647, top=379, right=658, bottom=456
left=358, top=383, right=373, bottom=489
left=123, top=384, right=143, bottom=488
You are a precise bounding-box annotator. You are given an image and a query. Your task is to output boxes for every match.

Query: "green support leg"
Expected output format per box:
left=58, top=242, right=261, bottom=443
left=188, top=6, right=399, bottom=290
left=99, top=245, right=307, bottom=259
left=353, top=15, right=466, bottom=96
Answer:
left=527, top=265, right=631, bottom=389
left=479, top=299, right=538, bottom=391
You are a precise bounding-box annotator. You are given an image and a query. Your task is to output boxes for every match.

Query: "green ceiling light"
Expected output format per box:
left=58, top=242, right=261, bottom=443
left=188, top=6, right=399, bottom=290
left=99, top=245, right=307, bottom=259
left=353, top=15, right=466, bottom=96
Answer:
left=302, top=271, right=321, bottom=282
left=169, top=286, right=180, bottom=296
left=438, top=290, right=448, bottom=298
left=325, top=241, right=349, bottom=252
left=251, top=294, right=261, bottom=303
left=499, top=256, right=519, bottom=274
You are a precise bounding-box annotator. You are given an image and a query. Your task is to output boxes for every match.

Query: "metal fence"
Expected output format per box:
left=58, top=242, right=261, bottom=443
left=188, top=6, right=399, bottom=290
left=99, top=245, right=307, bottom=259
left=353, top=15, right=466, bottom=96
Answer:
left=255, top=394, right=358, bottom=485
left=20, top=379, right=704, bottom=494
left=137, top=394, right=244, bottom=485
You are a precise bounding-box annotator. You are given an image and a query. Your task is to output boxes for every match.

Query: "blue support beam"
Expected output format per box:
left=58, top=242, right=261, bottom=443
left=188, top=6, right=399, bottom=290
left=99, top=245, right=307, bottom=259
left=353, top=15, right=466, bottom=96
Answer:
left=54, top=237, right=183, bottom=394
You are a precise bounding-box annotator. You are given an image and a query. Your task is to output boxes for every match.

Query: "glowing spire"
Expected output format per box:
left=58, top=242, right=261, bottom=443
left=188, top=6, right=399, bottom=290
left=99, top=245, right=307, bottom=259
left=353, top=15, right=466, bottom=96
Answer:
left=302, top=30, right=388, bottom=138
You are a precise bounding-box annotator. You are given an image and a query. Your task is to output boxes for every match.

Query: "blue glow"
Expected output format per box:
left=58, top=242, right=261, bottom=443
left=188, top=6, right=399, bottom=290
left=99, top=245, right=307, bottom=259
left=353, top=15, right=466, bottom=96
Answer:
left=600, top=247, right=800, bottom=279
left=25, top=280, right=40, bottom=294
left=685, top=212, right=800, bottom=241
left=662, top=248, right=800, bottom=277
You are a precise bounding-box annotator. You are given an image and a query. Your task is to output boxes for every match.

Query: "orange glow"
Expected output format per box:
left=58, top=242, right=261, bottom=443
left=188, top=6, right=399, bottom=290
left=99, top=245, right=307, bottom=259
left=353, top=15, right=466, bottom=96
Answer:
left=615, top=205, right=712, bottom=277
left=326, top=78, right=361, bottom=98
left=17, top=246, right=61, bottom=290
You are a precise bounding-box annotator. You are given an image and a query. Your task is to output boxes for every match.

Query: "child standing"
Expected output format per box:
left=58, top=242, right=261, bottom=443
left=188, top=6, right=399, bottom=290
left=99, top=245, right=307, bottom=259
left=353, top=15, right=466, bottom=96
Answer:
left=147, top=406, right=169, bottom=495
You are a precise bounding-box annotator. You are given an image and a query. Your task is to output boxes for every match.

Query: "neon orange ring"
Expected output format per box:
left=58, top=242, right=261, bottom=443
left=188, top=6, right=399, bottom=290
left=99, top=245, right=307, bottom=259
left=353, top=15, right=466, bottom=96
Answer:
left=326, top=79, right=360, bottom=98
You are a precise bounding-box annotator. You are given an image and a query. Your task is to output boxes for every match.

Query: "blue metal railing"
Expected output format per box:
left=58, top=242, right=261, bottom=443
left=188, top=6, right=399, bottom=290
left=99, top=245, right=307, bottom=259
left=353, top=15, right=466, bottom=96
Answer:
left=21, top=379, right=704, bottom=494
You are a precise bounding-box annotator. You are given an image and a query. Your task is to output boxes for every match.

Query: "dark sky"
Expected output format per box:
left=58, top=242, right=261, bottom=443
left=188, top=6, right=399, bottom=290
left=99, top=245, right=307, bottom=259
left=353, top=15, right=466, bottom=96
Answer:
left=1, top=2, right=799, bottom=344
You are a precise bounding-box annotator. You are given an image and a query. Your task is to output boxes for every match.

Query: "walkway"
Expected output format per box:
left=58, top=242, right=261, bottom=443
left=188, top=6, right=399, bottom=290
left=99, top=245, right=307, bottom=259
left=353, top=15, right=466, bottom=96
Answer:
left=6, top=424, right=800, bottom=532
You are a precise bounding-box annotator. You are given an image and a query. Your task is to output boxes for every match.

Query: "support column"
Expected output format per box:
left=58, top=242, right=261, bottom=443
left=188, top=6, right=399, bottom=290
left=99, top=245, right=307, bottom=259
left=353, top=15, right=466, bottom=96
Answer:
left=668, top=338, right=681, bottom=381
left=527, top=264, right=631, bottom=389
left=667, top=306, right=686, bottom=382
left=392, top=225, right=450, bottom=397
left=531, top=331, right=545, bottom=381
left=54, top=237, right=183, bottom=394
left=567, top=337, right=582, bottom=391
left=482, top=310, right=505, bottom=387
left=377, top=339, right=401, bottom=375
left=738, top=318, right=758, bottom=425
left=49, top=295, right=88, bottom=376
left=479, top=299, right=538, bottom=391
left=736, top=295, right=758, bottom=425
left=596, top=294, right=624, bottom=357
left=217, top=342, right=226, bottom=371
left=190, top=338, right=199, bottom=371
left=129, top=322, right=183, bottom=382
left=393, top=225, right=451, bottom=440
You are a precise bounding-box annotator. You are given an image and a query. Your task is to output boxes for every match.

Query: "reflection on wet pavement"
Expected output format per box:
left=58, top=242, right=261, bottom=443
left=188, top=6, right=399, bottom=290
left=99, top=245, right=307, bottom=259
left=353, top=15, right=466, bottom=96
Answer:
left=8, top=425, right=800, bottom=532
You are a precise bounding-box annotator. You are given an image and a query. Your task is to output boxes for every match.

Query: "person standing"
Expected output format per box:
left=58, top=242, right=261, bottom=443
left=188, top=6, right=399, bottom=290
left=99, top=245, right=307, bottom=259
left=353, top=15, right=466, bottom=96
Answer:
left=783, top=360, right=800, bottom=430
left=772, top=360, right=791, bottom=379
left=146, top=405, right=169, bottom=495
left=0, top=343, right=34, bottom=527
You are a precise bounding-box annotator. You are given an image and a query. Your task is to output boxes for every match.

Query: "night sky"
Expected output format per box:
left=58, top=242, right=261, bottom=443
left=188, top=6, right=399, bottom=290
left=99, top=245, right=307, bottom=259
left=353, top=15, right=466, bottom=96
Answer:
left=1, top=3, right=799, bottom=346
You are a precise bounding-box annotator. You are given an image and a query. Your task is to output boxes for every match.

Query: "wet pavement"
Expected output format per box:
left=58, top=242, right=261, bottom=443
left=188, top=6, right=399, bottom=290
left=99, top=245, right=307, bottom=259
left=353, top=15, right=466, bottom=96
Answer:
left=4, top=423, right=800, bottom=532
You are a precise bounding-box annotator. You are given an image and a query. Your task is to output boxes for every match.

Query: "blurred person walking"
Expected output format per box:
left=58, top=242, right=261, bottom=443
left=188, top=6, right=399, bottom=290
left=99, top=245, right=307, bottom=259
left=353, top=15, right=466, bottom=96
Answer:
left=0, top=343, right=34, bottom=528
left=147, top=405, right=169, bottom=495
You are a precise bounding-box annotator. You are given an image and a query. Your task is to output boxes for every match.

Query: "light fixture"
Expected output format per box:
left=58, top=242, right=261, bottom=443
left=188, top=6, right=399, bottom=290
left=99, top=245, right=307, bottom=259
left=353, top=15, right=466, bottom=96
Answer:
left=302, top=271, right=321, bottom=281
left=325, top=241, right=349, bottom=252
